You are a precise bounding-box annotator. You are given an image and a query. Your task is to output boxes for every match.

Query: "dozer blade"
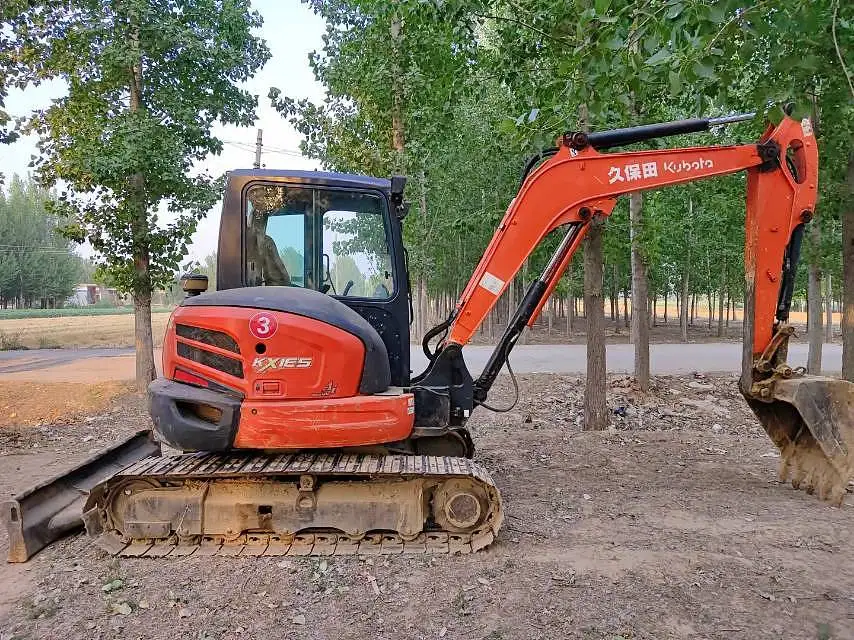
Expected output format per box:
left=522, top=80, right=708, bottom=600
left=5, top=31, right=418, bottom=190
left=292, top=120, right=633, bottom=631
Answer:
left=2, top=430, right=160, bottom=562
left=747, top=376, right=854, bottom=504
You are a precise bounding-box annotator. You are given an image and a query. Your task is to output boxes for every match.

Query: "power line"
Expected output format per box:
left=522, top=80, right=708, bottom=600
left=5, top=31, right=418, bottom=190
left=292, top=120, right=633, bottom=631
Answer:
left=221, top=139, right=306, bottom=158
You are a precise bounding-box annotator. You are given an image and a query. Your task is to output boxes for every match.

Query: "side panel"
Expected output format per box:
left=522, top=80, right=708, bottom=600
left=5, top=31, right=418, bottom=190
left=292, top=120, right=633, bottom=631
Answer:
left=165, top=306, right=365, bottom=400
left=234, top=393, right=415, bottom=449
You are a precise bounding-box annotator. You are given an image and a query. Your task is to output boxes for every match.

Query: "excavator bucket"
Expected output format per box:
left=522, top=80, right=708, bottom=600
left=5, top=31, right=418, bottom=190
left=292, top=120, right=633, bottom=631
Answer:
left=2, top=430, right=160, bottom=562
left=747, top=376, right=854, bottom=504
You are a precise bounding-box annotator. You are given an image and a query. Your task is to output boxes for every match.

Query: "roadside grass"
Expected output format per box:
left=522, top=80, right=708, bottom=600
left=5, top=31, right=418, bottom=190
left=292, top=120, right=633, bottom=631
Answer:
left=0, top=331, right=26, bottom=351
left=0, top=306, right=173, bottom=320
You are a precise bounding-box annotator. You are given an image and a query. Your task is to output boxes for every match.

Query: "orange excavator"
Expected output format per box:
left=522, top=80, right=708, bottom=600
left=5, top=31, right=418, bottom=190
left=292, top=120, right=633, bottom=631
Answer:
left=5, top=109, right=853, bottom=561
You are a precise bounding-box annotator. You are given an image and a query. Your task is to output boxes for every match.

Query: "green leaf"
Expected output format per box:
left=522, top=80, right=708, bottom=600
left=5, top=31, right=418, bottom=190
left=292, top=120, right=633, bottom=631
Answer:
left=692, top=61, right=715, bottom=79
left=645, top=48, right=671, bottom=66
left=669, top=70, right=682, bottom=94
left=606, top=36, right=624, bottom=50
left=594, top=0, right=611, bottom=15
left=665, top=3, right=683, bottom=19
left=498, top=118, right=517, bottom=135
left=707, top=4, right=726, bottom=24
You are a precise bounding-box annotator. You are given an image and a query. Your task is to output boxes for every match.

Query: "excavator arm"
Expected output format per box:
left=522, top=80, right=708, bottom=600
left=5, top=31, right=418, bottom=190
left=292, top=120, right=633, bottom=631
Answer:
left=415, top=112, right=853, bottom=502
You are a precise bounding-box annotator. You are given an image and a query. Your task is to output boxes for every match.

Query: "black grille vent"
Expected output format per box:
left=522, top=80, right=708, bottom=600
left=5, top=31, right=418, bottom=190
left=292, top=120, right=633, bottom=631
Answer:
left=176, top=324, right=240, bottom=353
left=177, top=342, right=244, bottom=379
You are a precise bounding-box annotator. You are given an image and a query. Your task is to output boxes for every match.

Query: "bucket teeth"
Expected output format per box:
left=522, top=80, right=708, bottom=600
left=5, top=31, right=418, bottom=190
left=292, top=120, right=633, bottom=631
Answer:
left=777, top=439, right=847, bottom=506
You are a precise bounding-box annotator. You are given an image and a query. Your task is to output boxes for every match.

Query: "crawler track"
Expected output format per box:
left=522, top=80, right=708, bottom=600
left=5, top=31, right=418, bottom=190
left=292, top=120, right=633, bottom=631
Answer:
left=83, top=451, right=503, bottom=557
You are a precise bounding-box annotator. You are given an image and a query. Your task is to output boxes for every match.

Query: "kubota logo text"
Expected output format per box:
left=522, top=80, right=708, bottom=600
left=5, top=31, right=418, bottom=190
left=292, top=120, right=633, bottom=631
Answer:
left=252, top=356, right=313, bottom=373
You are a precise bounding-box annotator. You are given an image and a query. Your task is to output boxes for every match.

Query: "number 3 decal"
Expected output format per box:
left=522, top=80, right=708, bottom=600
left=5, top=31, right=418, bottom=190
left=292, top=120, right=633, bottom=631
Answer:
left=249, top=312, right=278, bottom=340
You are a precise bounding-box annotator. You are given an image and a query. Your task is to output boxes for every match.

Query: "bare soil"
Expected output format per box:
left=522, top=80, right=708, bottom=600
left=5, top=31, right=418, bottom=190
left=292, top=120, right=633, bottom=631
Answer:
left=0, top=381, right=133, bottom=427
left=1, top=375, right=853, bottom=640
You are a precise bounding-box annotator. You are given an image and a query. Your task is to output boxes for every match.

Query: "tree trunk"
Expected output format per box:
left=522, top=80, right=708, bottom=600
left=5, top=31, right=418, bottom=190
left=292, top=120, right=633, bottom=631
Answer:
left=716, top=265, right=726, bottom=338
left=726, top=292, right=731, bottom=327
left=547, top=296, right=553, bottom=336
left=613, top=264, right=621, bottom=334
left=825, top=272, right=833, bottom=342
left=507, top=276, right=515, bottom=330
left=565, top=294, right=572, bottom=336
left=128, top=33, right=155, bottom=391
left=390, top=13, right=405, bottom=168
left=520, top=261, right=530, bottom=345
left=567, top=261, right=574, bottom=335
left=584, top=216, right=607, bottom=431
left=807, top=251, right=824, bottom=374
left=650, top=293, right=657, bottom=328
left=680, top=266, right=689, bottom=343
left=663, top=289, right=668, bottom=325
left=691, top=291, right=696, bottom=325
left=807, top=218, right=824, bottom=373
left=707, top=290, right=713, bottom=330
left=623, top=289, right=629, bottom=329
left=629, top=191, right=650, bottom=391
left=417, top=278, right=427, bottom=340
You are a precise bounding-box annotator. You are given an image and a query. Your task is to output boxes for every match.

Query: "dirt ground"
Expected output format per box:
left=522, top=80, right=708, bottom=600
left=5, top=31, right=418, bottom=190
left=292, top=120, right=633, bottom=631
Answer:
left=0, top=381, right=133, bottom=427
left=0, top=313, right=171, bottom=350
left=1, top=374, right=853, bottom=640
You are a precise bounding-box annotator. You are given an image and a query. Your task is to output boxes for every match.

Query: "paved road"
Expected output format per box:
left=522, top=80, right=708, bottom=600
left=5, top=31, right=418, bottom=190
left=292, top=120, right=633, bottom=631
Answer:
left=0, top=342, right=842, bottom=381
left=413, top=342, right=842, bottom=375
left=0, top=347, right=134, bottom=374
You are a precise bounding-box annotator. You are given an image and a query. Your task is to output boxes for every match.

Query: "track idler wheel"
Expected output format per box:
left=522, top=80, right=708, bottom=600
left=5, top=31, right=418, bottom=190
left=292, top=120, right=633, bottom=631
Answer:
left=431, top=478, right=488, bottom=533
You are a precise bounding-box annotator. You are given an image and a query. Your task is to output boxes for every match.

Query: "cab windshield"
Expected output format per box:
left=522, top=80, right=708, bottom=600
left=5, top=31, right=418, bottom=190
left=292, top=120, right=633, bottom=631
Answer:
left=244, top=184, right=393, bottom=299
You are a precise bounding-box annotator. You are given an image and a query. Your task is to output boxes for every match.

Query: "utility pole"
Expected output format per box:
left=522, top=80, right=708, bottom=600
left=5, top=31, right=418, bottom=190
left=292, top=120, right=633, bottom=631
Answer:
left=254, top=128, right=263, bottom=169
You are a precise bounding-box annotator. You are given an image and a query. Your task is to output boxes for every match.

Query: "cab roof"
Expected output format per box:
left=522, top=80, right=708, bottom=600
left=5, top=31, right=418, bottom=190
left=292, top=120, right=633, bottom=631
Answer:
left=227, top=169, right=391, bottom=192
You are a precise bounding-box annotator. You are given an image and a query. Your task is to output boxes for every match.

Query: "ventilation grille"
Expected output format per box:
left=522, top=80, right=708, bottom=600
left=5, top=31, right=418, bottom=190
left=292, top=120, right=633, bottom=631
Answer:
left=177, top=342, right=244, bottom=379
left=176, top=324, right=240, bottom=353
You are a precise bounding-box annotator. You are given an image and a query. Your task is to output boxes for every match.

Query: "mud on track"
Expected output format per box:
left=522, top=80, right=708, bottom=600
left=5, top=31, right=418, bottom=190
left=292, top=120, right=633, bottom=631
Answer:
left=1, top=374, right=853, bottom=640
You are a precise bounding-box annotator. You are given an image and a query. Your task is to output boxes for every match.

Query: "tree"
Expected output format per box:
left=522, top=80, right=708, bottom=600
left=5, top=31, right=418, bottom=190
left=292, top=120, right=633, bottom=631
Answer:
left=0, top=176, right=81, bottom=308
left=4, top=0, right=269, bottom=390
left=331, top=255, right=366, bottom=296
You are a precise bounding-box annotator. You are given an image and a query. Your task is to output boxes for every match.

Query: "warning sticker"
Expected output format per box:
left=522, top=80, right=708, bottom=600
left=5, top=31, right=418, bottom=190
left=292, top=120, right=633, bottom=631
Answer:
left=478, top=272, right=505, bottom=296
left=801, top=118, right=813, bottom=137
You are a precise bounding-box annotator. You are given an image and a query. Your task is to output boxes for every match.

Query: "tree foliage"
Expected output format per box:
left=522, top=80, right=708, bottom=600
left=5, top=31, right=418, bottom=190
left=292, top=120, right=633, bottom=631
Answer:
left=3, top=0, right=270, bottom=386
left=278, top=0, right=851, bottom=326
left=0, top=176, right=82, bottom=308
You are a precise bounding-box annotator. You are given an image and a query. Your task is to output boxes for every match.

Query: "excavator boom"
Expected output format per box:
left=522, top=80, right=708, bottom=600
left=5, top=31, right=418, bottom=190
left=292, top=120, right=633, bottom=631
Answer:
left=422, top=112, right=851, bottom=502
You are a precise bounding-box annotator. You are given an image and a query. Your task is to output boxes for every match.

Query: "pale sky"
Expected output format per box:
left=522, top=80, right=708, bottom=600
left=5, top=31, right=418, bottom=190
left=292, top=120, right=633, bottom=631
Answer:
left=0, top=0, right=326, bottom=260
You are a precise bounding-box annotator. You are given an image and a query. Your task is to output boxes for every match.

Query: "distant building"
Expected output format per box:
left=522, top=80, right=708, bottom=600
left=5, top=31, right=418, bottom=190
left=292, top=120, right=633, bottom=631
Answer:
left=66, top=284, right=125, bottom=306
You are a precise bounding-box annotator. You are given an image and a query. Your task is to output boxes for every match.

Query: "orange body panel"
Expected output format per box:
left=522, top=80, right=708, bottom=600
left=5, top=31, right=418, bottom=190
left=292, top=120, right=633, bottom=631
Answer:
left=234, top=393, right=415, bottom=449
left=165, top=305, right=364, bottom=399
left=161, top=305, right=416, bottom=449
left=448, top=116, right=818, bottom=360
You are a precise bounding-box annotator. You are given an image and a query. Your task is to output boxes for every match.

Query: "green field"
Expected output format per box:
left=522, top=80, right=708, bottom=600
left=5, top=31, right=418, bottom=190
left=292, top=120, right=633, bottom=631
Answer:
left=0, top=306, right=174, bottom=320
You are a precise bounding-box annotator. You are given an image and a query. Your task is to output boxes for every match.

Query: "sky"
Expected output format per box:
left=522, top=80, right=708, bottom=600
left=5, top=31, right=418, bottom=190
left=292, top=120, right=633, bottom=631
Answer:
left=0, top=0, right=326, bottom=260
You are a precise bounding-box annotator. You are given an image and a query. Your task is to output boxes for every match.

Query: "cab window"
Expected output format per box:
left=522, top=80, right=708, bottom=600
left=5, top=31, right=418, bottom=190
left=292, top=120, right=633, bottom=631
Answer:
left=244, top=184, right=393, bottom=299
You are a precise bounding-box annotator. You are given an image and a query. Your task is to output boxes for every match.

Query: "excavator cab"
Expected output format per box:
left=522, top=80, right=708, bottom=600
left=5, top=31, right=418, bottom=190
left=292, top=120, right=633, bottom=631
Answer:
left=217, top=170, right=412, bottom=387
